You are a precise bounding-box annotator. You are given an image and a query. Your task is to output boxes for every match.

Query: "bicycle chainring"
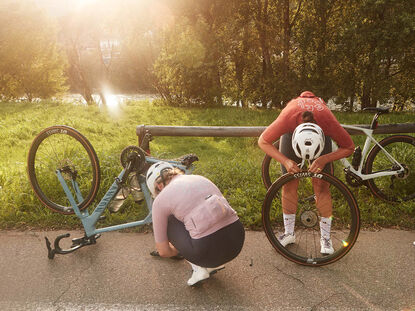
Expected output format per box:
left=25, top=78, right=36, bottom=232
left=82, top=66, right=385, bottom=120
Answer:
left=345, top=171, right=363, bottom=187
left=120, top=146, right=146, bottom=173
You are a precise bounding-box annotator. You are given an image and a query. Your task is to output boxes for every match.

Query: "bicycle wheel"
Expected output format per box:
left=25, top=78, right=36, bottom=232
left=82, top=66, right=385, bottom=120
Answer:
left=262, top=171, right=360, bottom=266
left=261, top=140, right=281, bottom=189
left=27, top=125, right=100, bottom=214
left=365, top=135, right=415, bottom=202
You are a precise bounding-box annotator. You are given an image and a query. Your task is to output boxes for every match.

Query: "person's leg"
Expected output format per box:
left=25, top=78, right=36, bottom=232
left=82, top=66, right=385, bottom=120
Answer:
left=312, top=136, right=334, bottom=218
left=190, top=220, right=245, bottom=268
left=166, top=215, right=204, bottom=264
left=279, top=133, right=300, bottom=244
left=312, top=136, right=334, bottom=254
left=166, top=216, right=210, bottom=285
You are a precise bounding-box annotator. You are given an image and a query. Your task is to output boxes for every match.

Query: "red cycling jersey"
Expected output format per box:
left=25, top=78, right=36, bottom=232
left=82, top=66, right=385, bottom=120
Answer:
left=261, top=91, right=354, bottom=149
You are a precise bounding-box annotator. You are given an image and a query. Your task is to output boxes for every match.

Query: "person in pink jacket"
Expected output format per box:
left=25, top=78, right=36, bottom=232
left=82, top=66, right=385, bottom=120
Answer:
left=146, top=161, right=245, bottom=286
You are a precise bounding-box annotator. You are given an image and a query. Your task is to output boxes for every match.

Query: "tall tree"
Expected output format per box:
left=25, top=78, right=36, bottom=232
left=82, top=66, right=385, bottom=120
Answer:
left=0, top=1, right=67, bottom=101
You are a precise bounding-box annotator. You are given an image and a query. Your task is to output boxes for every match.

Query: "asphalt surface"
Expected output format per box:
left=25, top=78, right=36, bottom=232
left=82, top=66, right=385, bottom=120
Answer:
left=0, top=229, right=414, bottom=310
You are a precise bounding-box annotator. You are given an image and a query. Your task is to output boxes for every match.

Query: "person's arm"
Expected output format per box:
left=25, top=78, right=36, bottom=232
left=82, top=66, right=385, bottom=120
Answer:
left=155, top=241, right=179, bottom=258
left=258, top=134, right=301, bottom=174
left=308, top=145, right=354, bottom=173
left=152, top=196, right=177, bottom=257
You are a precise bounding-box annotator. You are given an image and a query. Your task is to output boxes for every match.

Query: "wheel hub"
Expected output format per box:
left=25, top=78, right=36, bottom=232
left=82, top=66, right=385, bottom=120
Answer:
left=300, top=210, right=319, bottom=228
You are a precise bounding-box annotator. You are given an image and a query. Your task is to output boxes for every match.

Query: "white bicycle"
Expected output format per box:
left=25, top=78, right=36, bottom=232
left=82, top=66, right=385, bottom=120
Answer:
left=261, top=107, right=415, bottom=203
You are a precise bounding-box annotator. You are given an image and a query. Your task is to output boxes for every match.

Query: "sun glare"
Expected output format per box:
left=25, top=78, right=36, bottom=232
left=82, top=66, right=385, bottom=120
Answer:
left=101, top=89, right=122, bottom=118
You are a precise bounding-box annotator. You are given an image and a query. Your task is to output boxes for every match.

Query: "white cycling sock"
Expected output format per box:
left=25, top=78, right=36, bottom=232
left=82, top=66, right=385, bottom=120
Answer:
left=320, top=217, right=332, bottom=240
left=283, top=213, right=296, bottom=235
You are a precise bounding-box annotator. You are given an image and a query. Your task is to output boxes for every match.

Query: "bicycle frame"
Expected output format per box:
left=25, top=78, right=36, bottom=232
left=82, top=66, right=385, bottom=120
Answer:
left=56, top=156, right=194, bottom=238
left=333, top=124, right=406, bottom=181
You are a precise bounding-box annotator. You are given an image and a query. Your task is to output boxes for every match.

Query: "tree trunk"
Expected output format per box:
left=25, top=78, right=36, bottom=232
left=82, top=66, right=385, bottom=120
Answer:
left=282, top=0, right=290, bottom=78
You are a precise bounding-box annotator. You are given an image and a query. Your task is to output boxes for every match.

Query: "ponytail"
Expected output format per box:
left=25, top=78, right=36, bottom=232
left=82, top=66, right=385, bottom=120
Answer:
left=302, top=111, right=316, bottom=123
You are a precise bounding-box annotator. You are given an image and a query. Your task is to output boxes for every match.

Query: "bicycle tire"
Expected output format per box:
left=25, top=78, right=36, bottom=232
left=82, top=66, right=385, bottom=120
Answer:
left=262, top=171, right=360, bottom=266
left=364, top=135, right=415, bottom=202
left=261, top=140, right=281, bottom=189
left=27, top=125, right=100, bottom=214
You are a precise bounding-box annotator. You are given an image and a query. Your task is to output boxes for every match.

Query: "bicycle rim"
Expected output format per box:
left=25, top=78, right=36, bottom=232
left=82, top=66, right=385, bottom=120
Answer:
left=365, top=135, right=415, bottom=202
left=262, top=172, right=360, bottom=266
left=27, top=126, right=100, bottom=214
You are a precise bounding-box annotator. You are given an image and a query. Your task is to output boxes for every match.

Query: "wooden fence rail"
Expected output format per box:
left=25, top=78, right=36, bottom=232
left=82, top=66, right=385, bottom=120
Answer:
left=137, top=123, right=415, bottom=149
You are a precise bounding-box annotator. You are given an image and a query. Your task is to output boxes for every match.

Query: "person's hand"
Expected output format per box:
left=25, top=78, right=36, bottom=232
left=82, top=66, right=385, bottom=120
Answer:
left=283, top=159, right=301, bottom=174
left=308, top=157, right=327, bottom=174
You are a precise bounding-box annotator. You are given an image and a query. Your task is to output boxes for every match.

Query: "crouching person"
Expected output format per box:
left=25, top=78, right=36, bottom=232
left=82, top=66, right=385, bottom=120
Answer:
left=146, top=162, right=245, bottom=286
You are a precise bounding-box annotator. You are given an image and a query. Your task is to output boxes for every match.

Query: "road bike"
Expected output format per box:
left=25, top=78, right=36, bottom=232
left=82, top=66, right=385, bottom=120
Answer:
left=27, top=125, right=198, bottom=259
left=261, top=107, right=415, bottom=202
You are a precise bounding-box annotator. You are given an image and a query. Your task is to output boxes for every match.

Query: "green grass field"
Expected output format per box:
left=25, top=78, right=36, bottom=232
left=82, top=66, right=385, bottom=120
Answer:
left=0, top=99, right=414, bottom=230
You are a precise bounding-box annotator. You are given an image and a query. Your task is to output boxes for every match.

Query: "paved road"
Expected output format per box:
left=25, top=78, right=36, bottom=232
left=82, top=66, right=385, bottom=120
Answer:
left=0, top=229, right=414, bottom=310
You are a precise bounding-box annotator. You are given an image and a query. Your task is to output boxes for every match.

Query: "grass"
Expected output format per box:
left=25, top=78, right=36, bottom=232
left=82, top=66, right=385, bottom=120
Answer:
left=0, top=99, right=414, bottom=230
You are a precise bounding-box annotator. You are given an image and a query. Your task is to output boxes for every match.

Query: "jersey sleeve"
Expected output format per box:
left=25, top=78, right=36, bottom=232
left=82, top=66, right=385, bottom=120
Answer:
left=151, top=198, right=170, bottom=243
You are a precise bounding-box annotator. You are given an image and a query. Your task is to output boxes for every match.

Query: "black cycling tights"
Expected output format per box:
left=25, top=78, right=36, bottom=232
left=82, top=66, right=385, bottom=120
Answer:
left=167, top=216, right=245, bottom=268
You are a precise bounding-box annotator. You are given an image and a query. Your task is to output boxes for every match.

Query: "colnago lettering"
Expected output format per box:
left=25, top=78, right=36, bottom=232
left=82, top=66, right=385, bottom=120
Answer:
left=293, top=172, right=323, bottom=179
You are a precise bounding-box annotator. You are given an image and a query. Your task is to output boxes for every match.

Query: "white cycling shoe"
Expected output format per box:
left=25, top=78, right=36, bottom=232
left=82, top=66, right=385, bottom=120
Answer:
left=187, top=263, right=225, bottom=286
left=278, top=233, right=296, bottom=247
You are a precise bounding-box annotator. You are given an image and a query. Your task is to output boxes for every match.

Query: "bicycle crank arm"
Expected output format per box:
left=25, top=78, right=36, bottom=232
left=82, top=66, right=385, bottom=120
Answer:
left=45, top=233, right=100, bottom=259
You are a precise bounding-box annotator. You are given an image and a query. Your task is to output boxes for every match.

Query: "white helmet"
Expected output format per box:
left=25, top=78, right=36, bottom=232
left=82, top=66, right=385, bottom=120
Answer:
left=292, top=123, right=325, bottom=160
left=146, top=161, right=174, bottom=197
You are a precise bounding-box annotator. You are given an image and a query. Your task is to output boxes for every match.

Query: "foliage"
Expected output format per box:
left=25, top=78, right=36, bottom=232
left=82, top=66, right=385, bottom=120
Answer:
left=152, top=0, right=415, bottom=109
left=0, top=1, right=67, bottom=101
left=2, top=1, right=414, bottom=109
left=0, top=99, right=414, bottom=230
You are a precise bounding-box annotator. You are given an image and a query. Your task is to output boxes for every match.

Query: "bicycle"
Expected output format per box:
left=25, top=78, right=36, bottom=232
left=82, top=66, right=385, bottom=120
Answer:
left=261, top=107, right=415, bottom=203
left=27, top=125, right=198, bottom=259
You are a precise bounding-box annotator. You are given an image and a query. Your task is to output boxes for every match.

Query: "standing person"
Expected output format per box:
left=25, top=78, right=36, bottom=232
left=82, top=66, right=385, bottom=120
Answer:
left=146, top=161, right=245, bottom=286
left=258, top=91, right=354, bottom=254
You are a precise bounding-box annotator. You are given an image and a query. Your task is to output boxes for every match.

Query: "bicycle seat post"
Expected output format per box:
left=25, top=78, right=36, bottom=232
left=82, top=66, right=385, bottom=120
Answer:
left=363, top=107, right=389, bottom=130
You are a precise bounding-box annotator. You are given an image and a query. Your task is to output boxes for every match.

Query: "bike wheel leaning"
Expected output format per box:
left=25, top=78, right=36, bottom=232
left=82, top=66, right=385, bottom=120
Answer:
left=27, top=125, right=100, bottom=214
left=261, top=140, right=281, bottom=189
left=365, top=135, right=415, bottom=202
left=262, top=171, right=360, bottom=266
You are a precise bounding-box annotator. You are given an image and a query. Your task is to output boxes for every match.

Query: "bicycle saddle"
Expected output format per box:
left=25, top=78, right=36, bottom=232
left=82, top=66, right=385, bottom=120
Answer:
left=363, top=107, right=389, bottom=114
left=178, top=154, right=199, bottom=168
